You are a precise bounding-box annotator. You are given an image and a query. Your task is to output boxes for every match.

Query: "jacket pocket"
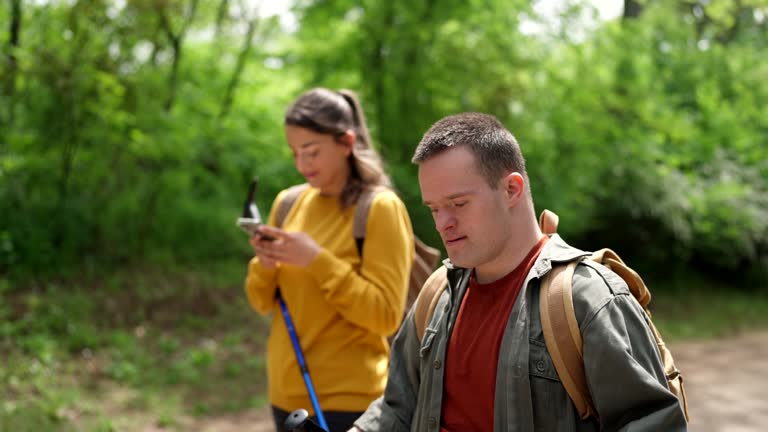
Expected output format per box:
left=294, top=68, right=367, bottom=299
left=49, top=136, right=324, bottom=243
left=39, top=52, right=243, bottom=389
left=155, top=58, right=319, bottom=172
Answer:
left=529, top=339, right=572, bottom=430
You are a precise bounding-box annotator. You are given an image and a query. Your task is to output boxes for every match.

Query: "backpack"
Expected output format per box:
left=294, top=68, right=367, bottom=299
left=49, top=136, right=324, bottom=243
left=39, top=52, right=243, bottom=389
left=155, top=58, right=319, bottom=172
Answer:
left=274, top=183, right=442, bottom=323
left=413, top=209, right=690, bottom=422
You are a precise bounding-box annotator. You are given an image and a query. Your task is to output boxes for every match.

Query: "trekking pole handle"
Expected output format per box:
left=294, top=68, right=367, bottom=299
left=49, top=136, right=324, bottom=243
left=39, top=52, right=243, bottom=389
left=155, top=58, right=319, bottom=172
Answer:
left=284, top=408, right=329, bottom=432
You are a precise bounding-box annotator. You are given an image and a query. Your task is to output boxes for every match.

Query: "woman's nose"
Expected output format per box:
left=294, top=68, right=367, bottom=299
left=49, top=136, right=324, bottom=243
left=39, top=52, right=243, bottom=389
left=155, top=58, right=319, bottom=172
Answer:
left=295, top=155, right=310, bottom=171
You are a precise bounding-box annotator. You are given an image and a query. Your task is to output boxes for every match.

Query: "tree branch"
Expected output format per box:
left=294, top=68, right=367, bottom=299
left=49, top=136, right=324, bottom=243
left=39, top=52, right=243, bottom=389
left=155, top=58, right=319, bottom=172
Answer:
left=156, top=0, right=200, bottom=111
left=214, top=0, right=230, bottom=40
left=219, top=17, right=257, bottom=119
left=3, top=0, right=22, bottom=124
left=623, top=0, right=643, bottom=19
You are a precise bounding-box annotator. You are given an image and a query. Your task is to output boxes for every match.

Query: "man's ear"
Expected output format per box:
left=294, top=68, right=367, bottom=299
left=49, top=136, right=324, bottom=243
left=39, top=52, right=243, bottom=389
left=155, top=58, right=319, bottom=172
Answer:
left=503, top=172, right=525, bottom=206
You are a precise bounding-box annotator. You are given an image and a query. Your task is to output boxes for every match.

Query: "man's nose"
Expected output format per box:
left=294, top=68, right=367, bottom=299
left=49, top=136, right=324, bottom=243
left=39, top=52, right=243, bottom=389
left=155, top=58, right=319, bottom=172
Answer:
left=435, top=210, right=456, bottom=234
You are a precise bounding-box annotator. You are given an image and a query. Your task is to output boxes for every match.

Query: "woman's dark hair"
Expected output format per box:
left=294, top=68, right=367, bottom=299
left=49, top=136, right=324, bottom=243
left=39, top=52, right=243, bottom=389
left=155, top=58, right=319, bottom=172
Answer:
left=285, top=88, right=391, bottom=207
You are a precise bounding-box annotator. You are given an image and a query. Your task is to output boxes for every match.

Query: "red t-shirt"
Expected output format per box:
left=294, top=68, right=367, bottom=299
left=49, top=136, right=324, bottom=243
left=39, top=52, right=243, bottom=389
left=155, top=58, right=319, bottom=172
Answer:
left=440, top=236, right=549, bottom=432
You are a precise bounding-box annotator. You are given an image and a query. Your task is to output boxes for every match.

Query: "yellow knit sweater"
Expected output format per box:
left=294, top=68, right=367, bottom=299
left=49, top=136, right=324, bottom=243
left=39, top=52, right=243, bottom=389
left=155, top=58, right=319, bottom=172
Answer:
left=245, top=186, right=414, bottom=413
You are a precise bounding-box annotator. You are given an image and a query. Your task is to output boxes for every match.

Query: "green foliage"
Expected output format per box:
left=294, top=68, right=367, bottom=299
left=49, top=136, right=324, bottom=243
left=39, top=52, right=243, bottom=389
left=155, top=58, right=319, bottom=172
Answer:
left=2, top=1, right=768, bottom=428
left=2, top=0, right=765, bottom=282
left=0, top=265, right=269, bottom=429
left=289, top=0, right=768, bottom=278
left=1, top=0, right=299, bottom=279
left=524, top=2, right=768, bottom=273
left=652, top=272, right=768, bottom=341
left=293, top=0, right=535, bottom=248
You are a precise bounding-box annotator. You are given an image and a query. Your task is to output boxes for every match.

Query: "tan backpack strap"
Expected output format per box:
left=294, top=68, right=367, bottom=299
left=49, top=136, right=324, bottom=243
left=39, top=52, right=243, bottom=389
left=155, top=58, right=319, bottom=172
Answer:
left=353, top=187, right=378, bottom=239
left=275, top=183, right=309, bottom=228
left=538, top=209, right=559, bottom=235
left=592, top=249, right=652, bottom=310
left=408, top=238, right=442, bottom=308
left=648, top=320, right=690, bottom=419
left=414, top=266, right=448, bottom=342
left=540, top=260, right=598, bottom=420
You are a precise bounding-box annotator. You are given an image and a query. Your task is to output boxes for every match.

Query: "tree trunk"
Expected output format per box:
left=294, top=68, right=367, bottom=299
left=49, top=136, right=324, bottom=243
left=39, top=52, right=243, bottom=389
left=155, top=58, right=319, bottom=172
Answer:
left=219, top=18, right=257, bottom=118
left=214, top=0, right=230, bottom=40
left=158, top=0, right=200, bottom=111
left=149, top=25, right=162, bottom=66
left=623, top=0, right=643, bottom=19
left=3, top=0, right=22, bottom=124
left=394, top=0, right=435, bottom=163
left=166, top=37, right=181, bottom=111
left=361, top=2, right=394, bottom=161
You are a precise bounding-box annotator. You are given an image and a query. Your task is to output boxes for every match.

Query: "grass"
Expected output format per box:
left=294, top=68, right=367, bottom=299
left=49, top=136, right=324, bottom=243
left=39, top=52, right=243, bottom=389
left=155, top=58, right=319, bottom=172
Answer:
left=0, top=259, right=270, bottom=431
left=1, top=260, right=766, bottom=430
left=651, top=276, right=768, bottom=342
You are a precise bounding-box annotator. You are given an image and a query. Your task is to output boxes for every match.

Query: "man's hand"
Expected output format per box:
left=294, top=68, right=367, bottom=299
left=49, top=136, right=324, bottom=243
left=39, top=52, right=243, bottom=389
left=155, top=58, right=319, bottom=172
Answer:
left=347, top=427, right=364, bottom=432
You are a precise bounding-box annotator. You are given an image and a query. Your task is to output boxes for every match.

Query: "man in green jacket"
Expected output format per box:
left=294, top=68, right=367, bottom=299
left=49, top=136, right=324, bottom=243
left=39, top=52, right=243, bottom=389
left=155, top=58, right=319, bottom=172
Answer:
left=350, top=113, right=687, bottom=431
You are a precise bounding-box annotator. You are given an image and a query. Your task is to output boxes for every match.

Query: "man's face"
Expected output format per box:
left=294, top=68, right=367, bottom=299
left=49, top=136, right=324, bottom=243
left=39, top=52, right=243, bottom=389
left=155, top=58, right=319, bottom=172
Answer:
left=419, top=146, right=513, bottom=271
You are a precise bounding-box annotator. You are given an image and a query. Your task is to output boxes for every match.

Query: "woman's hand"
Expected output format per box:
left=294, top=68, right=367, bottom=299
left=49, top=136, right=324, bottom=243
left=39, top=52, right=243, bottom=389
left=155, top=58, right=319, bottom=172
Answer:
left=253, top=225, right=321, bottom=268
left=249, top=234, right=279, bottom=269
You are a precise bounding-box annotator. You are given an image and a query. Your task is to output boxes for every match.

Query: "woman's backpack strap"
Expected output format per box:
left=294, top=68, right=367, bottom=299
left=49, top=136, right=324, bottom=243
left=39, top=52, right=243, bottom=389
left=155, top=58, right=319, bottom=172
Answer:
left=275, top=183, right=310, bottom=228
left=353, top=188, right=379, bottom=240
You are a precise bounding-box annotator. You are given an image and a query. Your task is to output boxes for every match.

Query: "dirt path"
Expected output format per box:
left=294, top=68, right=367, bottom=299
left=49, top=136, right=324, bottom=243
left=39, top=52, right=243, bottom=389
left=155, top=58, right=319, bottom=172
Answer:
left=186, top=331, right=768, bottom=431
left=672, top=331, right=768, bottom=432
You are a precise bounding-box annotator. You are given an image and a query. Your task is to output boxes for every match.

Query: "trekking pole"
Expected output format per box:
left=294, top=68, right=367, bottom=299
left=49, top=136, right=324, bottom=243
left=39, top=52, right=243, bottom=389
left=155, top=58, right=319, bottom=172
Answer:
left=277, top=291, right=329, bottom=431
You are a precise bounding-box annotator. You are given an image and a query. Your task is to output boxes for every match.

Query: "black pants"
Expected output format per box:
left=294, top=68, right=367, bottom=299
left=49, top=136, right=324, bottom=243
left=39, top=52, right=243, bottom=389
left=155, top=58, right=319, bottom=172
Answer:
left=272, top=405, right=364, bottom=432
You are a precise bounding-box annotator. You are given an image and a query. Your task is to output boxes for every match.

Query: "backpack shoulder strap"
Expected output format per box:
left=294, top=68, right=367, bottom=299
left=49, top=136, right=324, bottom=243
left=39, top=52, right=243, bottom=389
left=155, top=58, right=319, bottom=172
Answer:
left=538, top=211, right=688, bottom=421
left=539, top=209, right=559, bottom=235
left=275, top=183, right=310, bottom=228
left=538, top=209, right=597, bottom=418
left=353, top=187, right=379, bottom=239
left=277, top=184, right=378, bottom=249
left=353, top=187, right=384, bottom=256
left=540, top=260, right=598, bottom=421
left=590, top=248, right=651, bottom=309
left=409, top=237, right=442, bottom=307
left=588, top=249, right=690, bottom=420
left=414, top=266, right=448, bottom=342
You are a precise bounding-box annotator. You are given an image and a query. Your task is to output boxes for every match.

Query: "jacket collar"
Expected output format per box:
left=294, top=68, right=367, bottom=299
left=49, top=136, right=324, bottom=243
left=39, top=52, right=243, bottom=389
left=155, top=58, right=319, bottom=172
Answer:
left=443, top=234, right=589, bottom=282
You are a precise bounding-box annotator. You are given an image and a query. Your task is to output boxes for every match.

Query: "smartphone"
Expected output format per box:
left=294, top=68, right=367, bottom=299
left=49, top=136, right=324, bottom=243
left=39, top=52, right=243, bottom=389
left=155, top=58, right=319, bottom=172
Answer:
left=237, top=178, right=276, bottom=241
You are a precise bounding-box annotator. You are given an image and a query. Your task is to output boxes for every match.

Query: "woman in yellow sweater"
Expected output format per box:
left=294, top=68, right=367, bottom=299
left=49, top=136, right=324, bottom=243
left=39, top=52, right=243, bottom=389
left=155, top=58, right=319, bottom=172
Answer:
left=244, top=88, right=414, bottom=432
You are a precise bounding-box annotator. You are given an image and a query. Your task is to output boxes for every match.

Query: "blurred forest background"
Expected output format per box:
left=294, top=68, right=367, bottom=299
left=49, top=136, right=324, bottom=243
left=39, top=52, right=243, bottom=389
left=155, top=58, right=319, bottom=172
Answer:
left=1, top=0, right=767, bottom=430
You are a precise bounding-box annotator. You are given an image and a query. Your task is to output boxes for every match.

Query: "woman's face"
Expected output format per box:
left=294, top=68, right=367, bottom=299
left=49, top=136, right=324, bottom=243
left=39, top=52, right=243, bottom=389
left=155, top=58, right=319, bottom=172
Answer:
left=285, top=125, right=353, bottom=196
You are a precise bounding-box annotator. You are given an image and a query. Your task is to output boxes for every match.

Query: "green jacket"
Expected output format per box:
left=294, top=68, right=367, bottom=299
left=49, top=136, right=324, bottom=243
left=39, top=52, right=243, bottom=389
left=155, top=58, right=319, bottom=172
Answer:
left=354, top=235, right=687, bottom=431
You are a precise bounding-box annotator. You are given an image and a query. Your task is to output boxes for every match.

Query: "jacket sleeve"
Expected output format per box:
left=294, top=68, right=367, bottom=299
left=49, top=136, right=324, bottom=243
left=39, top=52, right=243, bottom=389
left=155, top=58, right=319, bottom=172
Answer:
left=304, top=192, right=414, bottom=336
left=355, top=306, right=422, bottom=432
left=243, top=191, right=285, bottom=315
left=577, top=267, right=688, bottom=431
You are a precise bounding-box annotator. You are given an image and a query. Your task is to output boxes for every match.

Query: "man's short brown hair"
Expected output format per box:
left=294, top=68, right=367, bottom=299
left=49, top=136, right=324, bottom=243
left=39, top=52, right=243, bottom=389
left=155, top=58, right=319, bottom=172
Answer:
left=412, top=112, right=528, bottom=190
